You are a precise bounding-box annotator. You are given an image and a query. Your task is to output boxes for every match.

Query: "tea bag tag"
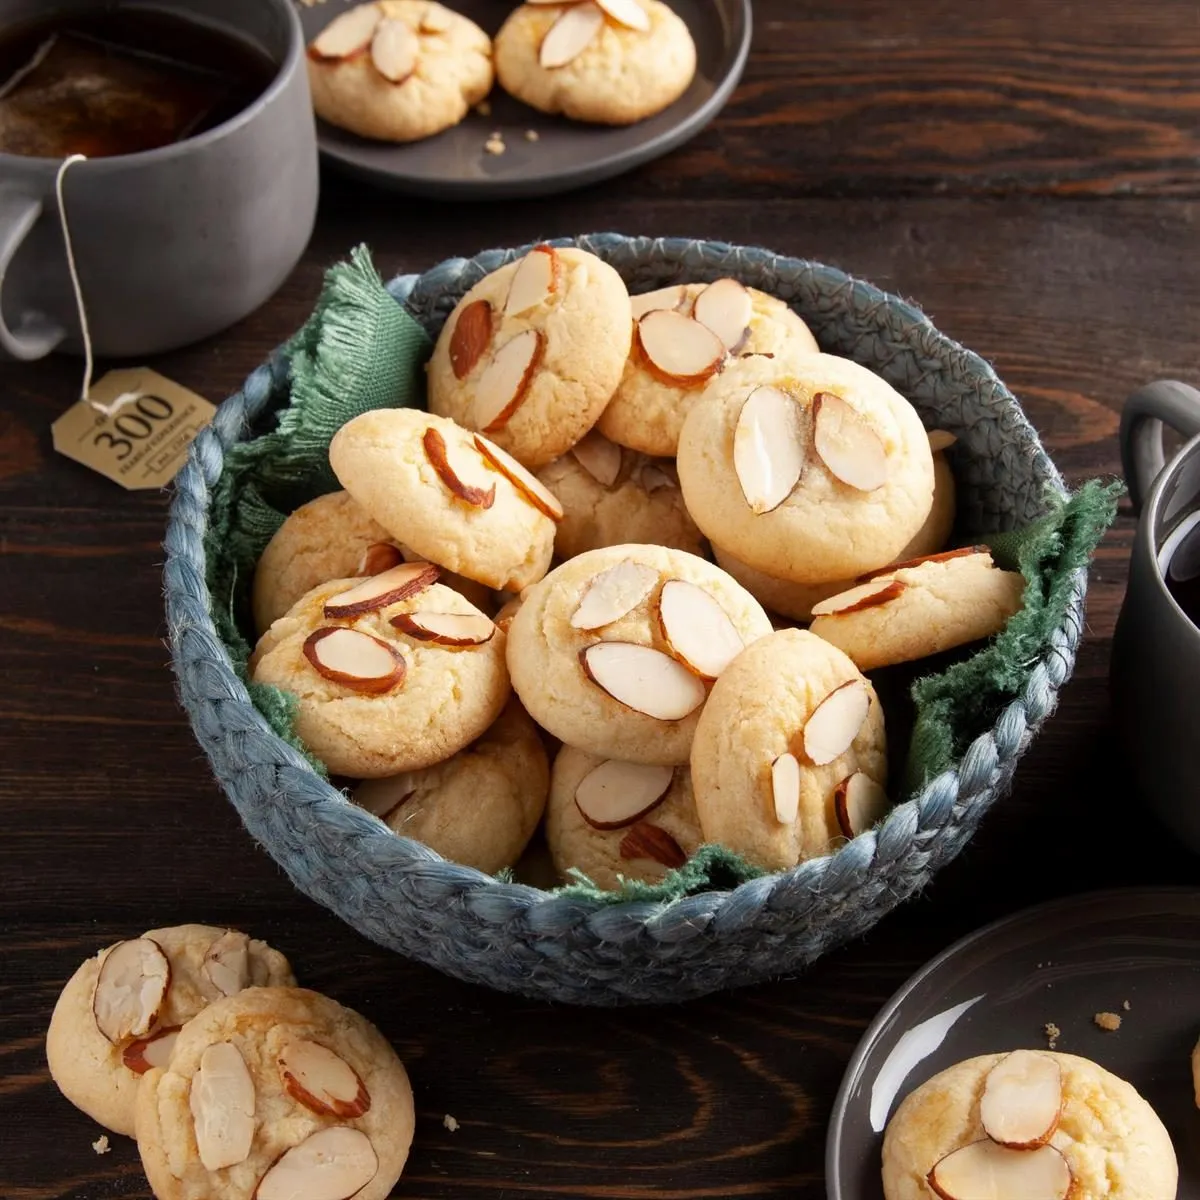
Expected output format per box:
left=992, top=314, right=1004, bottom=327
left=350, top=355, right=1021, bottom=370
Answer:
left=52, top=368, right=216, bottom=490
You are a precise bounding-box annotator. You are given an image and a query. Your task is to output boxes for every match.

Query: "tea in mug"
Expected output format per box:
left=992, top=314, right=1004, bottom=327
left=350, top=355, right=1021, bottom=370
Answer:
left=1164, top=512, right=1200, bottom=627
left=0, top=9, right=276, bottom=159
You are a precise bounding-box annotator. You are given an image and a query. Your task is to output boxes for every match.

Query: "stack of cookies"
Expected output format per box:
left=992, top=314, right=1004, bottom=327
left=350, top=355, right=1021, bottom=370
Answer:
left=248, top=244, right=1025, bottom=888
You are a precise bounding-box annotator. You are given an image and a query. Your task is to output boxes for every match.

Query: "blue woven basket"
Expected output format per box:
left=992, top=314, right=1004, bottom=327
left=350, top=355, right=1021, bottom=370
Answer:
left=165, top=234, right=1083, bottom=1005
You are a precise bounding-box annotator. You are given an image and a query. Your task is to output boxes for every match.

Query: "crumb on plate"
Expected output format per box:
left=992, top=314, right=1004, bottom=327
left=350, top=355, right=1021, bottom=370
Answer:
left=443, top=1113, right=459, bottom=1132
left=1094, top=1010, right=1122, bottom=1032
left=92, top=1134, right=110, bottom=1155
left=1043, top=1021, right=1061, bottom=1049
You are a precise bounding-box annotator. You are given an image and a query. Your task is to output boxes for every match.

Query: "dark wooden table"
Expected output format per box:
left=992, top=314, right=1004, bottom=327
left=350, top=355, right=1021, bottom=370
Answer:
left=4, top=2, right=1200, bottom=1195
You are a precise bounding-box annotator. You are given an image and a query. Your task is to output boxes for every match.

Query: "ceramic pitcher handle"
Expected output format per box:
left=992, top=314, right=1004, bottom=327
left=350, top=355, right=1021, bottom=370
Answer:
left=1121, top=380, right=1200, bottom=515
left=0, top=190, right=65, bottom=361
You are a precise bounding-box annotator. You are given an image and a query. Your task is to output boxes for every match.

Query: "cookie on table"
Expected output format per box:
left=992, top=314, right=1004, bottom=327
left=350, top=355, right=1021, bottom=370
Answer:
left=534, top=430, right=705, bottom=559
left=46, top=925, right=294, bottom=1137
left=354, top=699, right=548, bottom=874
left=250, top=572, right=509, bottom=777
left=881, top=1050, right=1177, bottom=1200
left=507, top=544, right=773, bottom=766
left=307, top=1, right=492, bottom=143
left=330, top=408, right=561, bottom=591
left=427, top=244, right=632, bottom=468
left=710, top=431, right=958, bottom=622
left=597, top=280, right=820, bottom=457
left=135, top=986, right=414, bottom=1200
left=494, top=0, right=695, bottom=126
left=678, top=351, right=935, bottom=584
left=690, top=629, right=887, bottom=873
left=546, top=745, right=703, bottom=889
left=808, top=547, right=1024, bottom=671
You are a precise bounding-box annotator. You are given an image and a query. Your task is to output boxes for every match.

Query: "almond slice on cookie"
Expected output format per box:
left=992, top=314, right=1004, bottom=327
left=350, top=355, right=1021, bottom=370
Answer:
left=733, top=384, right=806, bottom=514
left=540, top=2, right=604, bottom=67
left=570, top=430, right=623, bottom=486
left=655, top=578, right=744, bottom=680
left=472, top=329, right=545, bottom=432
left=802, top=680, right=870, bottom=765
left=580, top=641, right=707, bottom=720
left=504, top=245, right=559, bottom=317
left=833, top=772, right=889, bottom=838
left=575, top=760, right=675, bottom=829
left=692, top=278, right=753, bottom=353
left=570, top=559, right=659, bottom=629
left=310, top=4, right=382, bottom=60
left=92, top=938, right=170, bottom=1044
left=370, top=18, right=419, bottom=83
left=812, top=391, right=887, bottom=492
left=303, top=628, right=407, bottom=694
left=636, top=308, right=726, bottom=386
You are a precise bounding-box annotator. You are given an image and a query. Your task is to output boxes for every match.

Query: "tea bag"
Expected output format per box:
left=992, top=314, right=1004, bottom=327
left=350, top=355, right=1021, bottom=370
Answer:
left=0, top=29, right=236, bottom=158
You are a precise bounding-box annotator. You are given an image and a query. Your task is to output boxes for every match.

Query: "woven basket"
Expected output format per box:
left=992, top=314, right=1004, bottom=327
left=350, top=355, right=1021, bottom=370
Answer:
left=165, top=234, right=1083, bottom=1006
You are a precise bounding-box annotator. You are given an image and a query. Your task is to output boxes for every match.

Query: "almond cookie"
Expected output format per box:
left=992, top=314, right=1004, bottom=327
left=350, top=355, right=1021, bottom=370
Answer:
left=135, top=986, right=414, bottom=1200
left=881, top=1051, right=1177, bottom=1200
left=710, top=433, right=957, bottom=621
left=46, top=926, right=294, bottom=1137
left=546, top=745, right=703, bottom=889
left=329, top=408, right=560, bottom=591
left=677, top=350, right=936, bottom=584
left=534, top=430, right=705, bottom=559
left=354, top=699, right=548, bottom=874
left=250, top=573, right=508, bottom=777
left=690, top=629, right=888, bottom=872
left=506, top=544, right=773, bottom=765
left=307, top=1, right=493, bottom=143
left=427, top=244, right=632, bottom=468
left=494, top=0, right=696, bottom=126
left=596, top=280, right=820, bottom=457
left=808, top=547, right=1024, bottom=671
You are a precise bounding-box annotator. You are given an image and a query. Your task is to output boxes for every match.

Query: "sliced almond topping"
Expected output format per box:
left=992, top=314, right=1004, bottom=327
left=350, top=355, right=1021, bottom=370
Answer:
left=391, top=610, right=495, bottom=646
left=733, top=384, right=806, bottom=514
left=692, top=278, right=753, bottom=353
left=370, top=17, right=418, bottom=83
left=190, top=1042, right=255, bottom=1172
left=928, top=1141, right=1072, bottom=1200
left=570, top=430, right=622, bottom=486
left=629, top=284, right=690, bottom=320
left=596, top=0, right=650, bottom=30
left=635, top=460, right=677, bottom=493
left=279, top=1039, right=371, bottom=1120
left=423, top=426, right=496, bottom=509
left=771, top=753, right=801, bottom=824
left=504, top=245, right=559, bottom=317
left=655, top=578, right=744, bottom=680
left=619, top=821, right=687, bottom=868
left=636, top=309, right=726, bottom=386
left=802, top=679, right=870, bottom=765
left=927, top=428, right=957, bottom=453
left=812, top=392, right=888, bottom=492
left=202, top=930, right=252, bottom=998
left=473, top=434, right=564, bottom=520
left=858, top=545, right=991, bottom=581
left=449, top=299, right=494, bottom=380
left=92, top=937, right=170, bottom=1045
left=310, top=3, right=381, bottom=60
left=122, top=1025, right=181, bottom=1075
left=809, top=578, right=907, bottom=618
left=580, top=641, right=707, bottom=721
left=325, top=562, right=440, bottom=619
left=472, top=329, right=544, bottom=432
left=570, top=559, right=659, bottom=629
left=575, top=761, right=674, bottom=829
left=420, top=2, right=453, bottom=33
left=980, top=1050, right=1064, bottom=1150
left=256, top=1127, right=379, bottom=1200
left=356, top=541, right=404, bottom=576
left=303, top=627, right=406, bottom=694
left=834, top=772, right=890, bottom=838
left=540, top=1, right=604, bottom=66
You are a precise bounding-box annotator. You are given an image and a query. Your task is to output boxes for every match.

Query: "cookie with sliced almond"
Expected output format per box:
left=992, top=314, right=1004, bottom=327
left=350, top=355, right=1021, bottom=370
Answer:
left=809, top=547, right=1025, bottom=671
left=134, top=986, right=414, bottom=1200
left=250, top=575, right=510, bottom=778
left=690, top=629, right=887, bottom=873
left=428, top=245, right=632, bottom=468
left=597, top=279, right=820, bottom=458
left=46, top=925, right=294, bottom=1137
left=677, top=350, right=937, bottom=585
left=307, top=1, right=494, bottom=144
left=506, top=544, right=773, bottom=767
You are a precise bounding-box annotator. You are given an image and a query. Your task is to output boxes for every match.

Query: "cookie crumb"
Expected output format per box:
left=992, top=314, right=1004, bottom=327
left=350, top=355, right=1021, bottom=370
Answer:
left=1094, top=1011, right=1122, bottom=1032
left=443, top=1114, right=459, bottom=1132
left=524, top=129, right=540, bottom=142
left=1123, top=999, right=1131, bottom=1011
left=1043, top=1021, right=1060, bottom=1049
left=92, top=1135, right=110, bottom=1155
left=475, top=100, right=492, bottom=117
left=484, top=135, right=506, bottom=156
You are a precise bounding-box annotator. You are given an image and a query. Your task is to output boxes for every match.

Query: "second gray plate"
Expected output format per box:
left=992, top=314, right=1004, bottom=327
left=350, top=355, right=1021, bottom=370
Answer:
left=827, top=888, right=1200, bottom=1199
left=295, top=0, right=752, bottom=199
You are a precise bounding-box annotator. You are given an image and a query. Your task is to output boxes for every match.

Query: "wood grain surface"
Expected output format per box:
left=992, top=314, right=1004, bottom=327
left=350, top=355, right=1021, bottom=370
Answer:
left=4, top=2, right=1200, bottom=1197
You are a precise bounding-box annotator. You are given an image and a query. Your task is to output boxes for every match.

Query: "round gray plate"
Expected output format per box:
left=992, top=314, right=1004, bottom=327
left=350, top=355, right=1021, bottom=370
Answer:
left=827, top=888, right=1200, bottom=1199
left=295, top=0, right=751, bottom=198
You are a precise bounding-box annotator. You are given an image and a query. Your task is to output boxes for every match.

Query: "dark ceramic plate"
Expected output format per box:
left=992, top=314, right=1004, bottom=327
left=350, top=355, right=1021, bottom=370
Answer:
left=826, top=888, right=1200, bottom=1199
left=294, top=0, right=751, bottom=198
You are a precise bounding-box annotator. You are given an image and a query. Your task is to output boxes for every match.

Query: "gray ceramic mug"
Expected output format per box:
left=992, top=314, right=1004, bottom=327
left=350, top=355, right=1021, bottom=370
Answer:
left=1112, top=381, right=1200, bottom=843
left=0, top=0, right=318, bottom=360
